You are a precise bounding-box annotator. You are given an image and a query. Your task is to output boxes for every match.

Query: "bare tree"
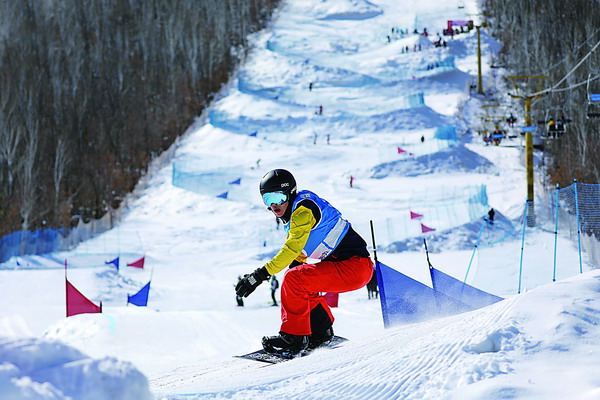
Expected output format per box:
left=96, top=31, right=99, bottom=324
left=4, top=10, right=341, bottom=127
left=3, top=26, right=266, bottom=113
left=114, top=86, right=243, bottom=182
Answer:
left=17, top=98, right=40, bottom=231
left=0, top=0, right=281, bottom=237
left=0, top=105, right=21, bottom=196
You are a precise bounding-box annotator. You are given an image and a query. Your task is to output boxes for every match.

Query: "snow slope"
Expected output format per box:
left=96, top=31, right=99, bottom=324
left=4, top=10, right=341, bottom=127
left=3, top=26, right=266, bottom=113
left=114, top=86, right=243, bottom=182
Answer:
left=152, top=269, right=600, bottom=399
left=1, top=0, right=599, bottom=399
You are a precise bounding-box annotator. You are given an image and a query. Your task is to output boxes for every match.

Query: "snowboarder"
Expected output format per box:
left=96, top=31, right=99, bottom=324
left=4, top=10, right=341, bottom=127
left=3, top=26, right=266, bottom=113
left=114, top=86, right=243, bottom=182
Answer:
left=235, top=169, right=373, bottom=356
left=270, top=276, right=279, bottom=306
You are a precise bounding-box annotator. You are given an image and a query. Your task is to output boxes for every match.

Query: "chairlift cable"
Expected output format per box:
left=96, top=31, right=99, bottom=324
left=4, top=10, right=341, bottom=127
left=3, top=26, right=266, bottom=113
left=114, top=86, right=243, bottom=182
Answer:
left=532, top=75, right=600, bottom=107
left=531, top=38, right=600, bottom=97
left=552, top=75, right=599, bottom=93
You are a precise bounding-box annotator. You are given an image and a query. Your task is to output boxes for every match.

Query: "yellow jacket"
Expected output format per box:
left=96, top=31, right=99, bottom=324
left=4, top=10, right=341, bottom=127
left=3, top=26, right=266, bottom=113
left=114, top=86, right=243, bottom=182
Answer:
left=264, top=205, right=316, bottom=275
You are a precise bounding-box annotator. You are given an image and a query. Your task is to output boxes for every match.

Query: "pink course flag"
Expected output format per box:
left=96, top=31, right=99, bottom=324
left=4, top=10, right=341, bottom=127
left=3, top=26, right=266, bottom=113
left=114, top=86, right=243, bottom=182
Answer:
left=421, top=223, right=436, bottom=233
left=397, top=146, right=406, bottom=154
left=127, top=257, right=145, bottom=269
left=410, top=211, right=424, bottom=220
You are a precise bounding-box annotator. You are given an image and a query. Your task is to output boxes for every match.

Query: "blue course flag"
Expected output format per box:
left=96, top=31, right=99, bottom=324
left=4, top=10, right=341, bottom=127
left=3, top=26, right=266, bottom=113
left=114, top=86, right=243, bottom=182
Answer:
left=229, top=178, right=241, bottom=185
left=429, top=268, right=502, bottom=309
left=105, top=257, right=120, bottom=270
left=127, top=281, right=151, bottom=307
left=375, top=261, right=471, bottom=328
left=217, top=192, right=228, bottom=199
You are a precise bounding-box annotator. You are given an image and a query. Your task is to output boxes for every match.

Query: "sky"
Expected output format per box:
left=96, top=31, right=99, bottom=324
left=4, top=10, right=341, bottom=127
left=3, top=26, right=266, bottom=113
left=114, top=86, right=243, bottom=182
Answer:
left=1, top=0, right=600, bottom=399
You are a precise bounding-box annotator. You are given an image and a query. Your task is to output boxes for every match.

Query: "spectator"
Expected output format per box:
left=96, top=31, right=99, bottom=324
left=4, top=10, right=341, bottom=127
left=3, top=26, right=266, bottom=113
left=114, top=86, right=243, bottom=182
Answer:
left=506, top=113, right=517, bottom=127
left=487, top=208, right=495, bottom=225
left=270, top=276, right=279, bottom=306
left=236, top=276, right=245, bottom=307
left=547, top=118, right=556, bottom=138
left=367, top=271, right=378, bottom=299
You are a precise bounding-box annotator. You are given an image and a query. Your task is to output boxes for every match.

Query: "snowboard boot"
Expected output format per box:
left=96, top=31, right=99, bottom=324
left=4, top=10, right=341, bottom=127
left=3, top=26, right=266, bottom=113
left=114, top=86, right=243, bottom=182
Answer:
left=262, top=331, right=309, bottom=356
left=308, top=327, right=334, bottom=350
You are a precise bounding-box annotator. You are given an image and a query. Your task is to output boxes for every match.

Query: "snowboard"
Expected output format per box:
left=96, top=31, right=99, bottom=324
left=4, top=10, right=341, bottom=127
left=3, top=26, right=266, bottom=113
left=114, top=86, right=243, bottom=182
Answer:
left=235, top=335, right=349, bottom=364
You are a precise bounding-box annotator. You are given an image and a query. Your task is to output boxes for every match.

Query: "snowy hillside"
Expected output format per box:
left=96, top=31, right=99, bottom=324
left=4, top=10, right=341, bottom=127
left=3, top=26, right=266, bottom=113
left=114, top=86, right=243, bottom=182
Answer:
left=1, top=0, right=599, bottom=399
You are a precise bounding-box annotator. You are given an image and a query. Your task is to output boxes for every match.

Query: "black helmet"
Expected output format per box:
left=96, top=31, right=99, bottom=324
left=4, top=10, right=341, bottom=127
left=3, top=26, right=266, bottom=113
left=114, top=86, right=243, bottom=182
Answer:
left=259, top=169, right=297, bottom=197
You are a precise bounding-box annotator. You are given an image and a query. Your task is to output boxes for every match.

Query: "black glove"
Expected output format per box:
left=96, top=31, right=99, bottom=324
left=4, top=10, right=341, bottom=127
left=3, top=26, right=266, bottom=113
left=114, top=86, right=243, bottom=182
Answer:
left=235, top=267, right=271, bottom=298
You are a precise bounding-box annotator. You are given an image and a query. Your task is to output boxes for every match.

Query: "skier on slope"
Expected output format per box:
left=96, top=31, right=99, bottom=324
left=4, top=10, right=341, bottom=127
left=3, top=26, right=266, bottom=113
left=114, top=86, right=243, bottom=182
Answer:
left=235, top=169, right=373, bottom=356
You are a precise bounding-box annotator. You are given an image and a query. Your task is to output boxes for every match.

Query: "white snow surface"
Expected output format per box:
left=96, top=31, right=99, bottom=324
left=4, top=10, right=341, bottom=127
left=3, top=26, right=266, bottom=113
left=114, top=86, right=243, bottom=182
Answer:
left=1, top=0, right=599, bottom=399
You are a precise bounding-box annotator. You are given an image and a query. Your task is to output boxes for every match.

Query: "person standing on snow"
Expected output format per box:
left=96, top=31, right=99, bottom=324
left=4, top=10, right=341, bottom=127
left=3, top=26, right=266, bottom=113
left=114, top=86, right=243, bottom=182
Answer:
left=270, top=275, right=279, bottom=306
left=235, top=169, right=373, bottom=356
left=235, top=276, right=245, bottom=307
left=366, top=270, right=379, bottom=299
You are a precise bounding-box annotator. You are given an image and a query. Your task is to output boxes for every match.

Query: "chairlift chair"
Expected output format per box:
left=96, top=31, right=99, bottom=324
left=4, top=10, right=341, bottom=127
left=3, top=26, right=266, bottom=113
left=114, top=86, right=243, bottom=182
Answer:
left=586, top=72, right=600, bottom=118
left=539, top=108, right=570, bottom=139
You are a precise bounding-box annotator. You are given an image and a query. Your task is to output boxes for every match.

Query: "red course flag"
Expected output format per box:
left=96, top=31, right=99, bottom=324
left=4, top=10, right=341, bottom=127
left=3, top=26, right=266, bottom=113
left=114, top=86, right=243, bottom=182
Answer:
left=65, top=260, right=102, bottom=317
left=127, top=257, right=145, bottom=269
left=323, top=292, right=339, bottom=308
left=397, top=146, right=406, bottom=154
left=410, top=211, right=424, bottom=220
left=66, top=280, right=102, bottom=317
left=421, top=223, right=436, bottom=233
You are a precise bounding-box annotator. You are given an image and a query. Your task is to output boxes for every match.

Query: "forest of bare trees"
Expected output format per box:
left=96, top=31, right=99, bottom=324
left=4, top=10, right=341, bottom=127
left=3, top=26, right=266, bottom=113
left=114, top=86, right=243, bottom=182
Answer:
left=0, top=0, right=279, bottom=237
left=482, top=0, right=600, bottom=187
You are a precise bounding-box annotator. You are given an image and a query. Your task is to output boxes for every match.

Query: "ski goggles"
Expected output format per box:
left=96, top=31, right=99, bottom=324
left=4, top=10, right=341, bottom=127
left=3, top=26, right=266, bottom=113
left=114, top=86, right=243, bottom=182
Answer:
left=262, top=191, right=288, bottom=207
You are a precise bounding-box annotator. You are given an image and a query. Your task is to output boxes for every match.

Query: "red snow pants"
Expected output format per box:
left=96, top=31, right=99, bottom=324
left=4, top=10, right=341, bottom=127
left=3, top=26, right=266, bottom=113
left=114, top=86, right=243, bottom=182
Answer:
left=280, top=256, right=374, bottom=336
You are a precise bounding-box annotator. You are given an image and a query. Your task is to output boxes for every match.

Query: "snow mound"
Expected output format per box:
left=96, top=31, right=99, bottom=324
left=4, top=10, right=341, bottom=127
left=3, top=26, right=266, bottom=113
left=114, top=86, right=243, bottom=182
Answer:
left=311, top=0, right=382, bottom=20
left=0, top=336, right=152, bottom=400
left=463, top=325, right=522, bottom=354
left=372, top=144, right=497, bottom=178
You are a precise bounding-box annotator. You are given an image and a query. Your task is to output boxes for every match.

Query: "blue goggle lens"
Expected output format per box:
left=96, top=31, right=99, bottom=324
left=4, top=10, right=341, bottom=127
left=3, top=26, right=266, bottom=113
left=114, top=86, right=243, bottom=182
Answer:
left=262, top=191, right=287, bottom=206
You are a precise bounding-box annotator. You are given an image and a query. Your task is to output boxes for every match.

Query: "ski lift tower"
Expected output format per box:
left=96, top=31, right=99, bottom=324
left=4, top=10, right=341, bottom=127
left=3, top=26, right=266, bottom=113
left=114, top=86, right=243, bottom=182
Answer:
left=476, top=22, right=487, bottom=95
left=467, top=13, right=490, bottom=95
left=507, top=75, right=548, bottom=227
